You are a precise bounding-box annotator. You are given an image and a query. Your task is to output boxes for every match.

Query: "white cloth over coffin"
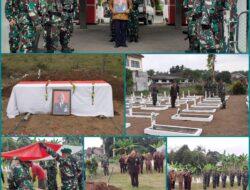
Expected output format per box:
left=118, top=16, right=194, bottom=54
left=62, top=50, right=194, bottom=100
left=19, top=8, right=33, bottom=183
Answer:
left=7, top=81, right=114, bottom=118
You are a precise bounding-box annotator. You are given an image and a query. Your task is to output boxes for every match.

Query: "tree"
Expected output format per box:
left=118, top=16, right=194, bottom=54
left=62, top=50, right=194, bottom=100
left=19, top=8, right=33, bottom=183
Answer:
left=207, top=54, right=216, bottom=82
left=63, top=137, right=82, bottom=145
left=17, top=137, right=32, bottom=148
left=2, top=138, right=17, bottom=152
left=126, top=69, right=134, bottom=94
left=147, top=69, right=155, bottom=77
left=215, top=71, right=231, bottom=83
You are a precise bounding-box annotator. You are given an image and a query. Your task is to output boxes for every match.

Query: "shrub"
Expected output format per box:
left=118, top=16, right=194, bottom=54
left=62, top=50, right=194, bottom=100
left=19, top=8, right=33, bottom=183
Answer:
left=85, top=157, right=98, bottom=175
left=229, top=81, right=247, bottom=95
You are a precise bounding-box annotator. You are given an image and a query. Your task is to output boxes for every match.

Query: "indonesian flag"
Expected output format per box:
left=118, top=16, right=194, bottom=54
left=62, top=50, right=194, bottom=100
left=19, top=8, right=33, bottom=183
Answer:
left=2, top=143, right=62, bottom=161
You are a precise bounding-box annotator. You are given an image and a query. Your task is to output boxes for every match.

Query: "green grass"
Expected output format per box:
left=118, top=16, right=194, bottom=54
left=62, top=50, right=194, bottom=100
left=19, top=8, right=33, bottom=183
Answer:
left=2, top=54, right=124, bottom=80
left=86, top=162, right=166, bottom=190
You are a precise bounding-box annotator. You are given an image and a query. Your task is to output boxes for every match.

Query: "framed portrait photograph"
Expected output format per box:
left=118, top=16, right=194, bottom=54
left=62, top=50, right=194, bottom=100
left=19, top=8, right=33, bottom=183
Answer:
left=52, top=89, right=71, bottom=115
left=114, top=0, right=128, bottom=13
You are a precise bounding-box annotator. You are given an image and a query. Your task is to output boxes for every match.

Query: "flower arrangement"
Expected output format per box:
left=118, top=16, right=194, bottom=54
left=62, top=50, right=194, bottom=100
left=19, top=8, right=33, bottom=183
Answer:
left=45, top=80, right=51, bottom=101
left=92, top=81, right=95, bottom=105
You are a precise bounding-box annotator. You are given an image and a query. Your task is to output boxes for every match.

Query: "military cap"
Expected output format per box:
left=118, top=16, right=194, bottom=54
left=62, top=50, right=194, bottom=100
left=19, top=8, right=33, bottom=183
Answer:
left=61, top=148, right=72, bottom=154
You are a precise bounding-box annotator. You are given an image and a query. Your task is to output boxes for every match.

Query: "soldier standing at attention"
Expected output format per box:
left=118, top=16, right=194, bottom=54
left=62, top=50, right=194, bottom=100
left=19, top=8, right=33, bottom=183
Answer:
left=101, top=155, right=110, bottom=176
left=126, top=150, right=140, bottom=187
left=128, top=0, right=141, bottom=42
left=5, top=0, right=20, bottom=53
left=177, top=171, right=184, bottom=190
left=236, top=169, right=242, bottom=186
left=170, top=81, right=179, bottom=108
left=203, top=171, right=208, bottom=190
left=230, top=170, right=236, bottom=187
left=212, top=170, right=217, bottom=189
left=119, top=155, right=126, bottom=174
left=39, top=143, right=79, bottom=190
left=150, top=82, right=159, bottom=106
left=242, top=166, right=248, bottom=190
left=218, top=79, right=226, bottom=109
left=5, top=0, right=42, bottom=53
left=46, top=160, right=58, bottom=190
left=145, top=152, right=153, bottom=174
left=221, top=170, right=227, bottom=188
left=137, top=152, right=145, bottom=174
left=59, top=0, right=78, bottom=52
left=7, top=157, right=34, bottom=190
left=41, top=0, right=64, bottom=53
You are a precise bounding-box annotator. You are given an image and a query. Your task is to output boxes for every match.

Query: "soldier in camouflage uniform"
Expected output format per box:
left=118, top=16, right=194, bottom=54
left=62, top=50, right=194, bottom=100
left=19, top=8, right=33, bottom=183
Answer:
left=128, top=0, right=141, bottom=42
left=199, top=0, right=217, bottom=53
left=221, top=170, right=227, bottom=188
left=183, top=0, right=202, bottom=52
left=39, top=143, right=79, bottom=190
left=77, top=156, right=83, bottom=190
left=150, top=82, right=159, bottom=106
left=236, top=169, right=242, bottom=186
left=216, top=170, right=220, bottom=187
left=41, top=0, right=63, bottom=53
left=207, top=170, right=211, bottom=187
left=203, top=171, right=208, bottom=190
left=5, top=0, right=20, bottom=53
left=5, top=0, right=42, bottom=53
left=7, top=157, right=34, bottom=190
left=46, top=160, right=58, bottom=190
left=229, top=171, right=235, bottom=187
left=242, top=167, right=248, bottom=190
left=218, top=79, right=226, bottom=109
left=59, top=0, right=77, bottom=52
left=212, top=170, right=217, bottom=189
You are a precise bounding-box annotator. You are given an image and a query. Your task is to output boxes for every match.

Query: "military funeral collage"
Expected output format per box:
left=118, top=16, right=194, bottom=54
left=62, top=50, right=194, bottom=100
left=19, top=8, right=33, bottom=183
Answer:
left=0, top=0, right=249, bottom=189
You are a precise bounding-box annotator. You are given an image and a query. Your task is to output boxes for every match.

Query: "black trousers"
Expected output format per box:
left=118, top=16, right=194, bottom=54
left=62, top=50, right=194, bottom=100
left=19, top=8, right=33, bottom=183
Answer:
left=114, top=20, right=128, bottom=46
left=171, top=96, right=177, bottom=108
left=130, top=172, right=139, bottom=187
left=171, top=181, right=175, bottom=188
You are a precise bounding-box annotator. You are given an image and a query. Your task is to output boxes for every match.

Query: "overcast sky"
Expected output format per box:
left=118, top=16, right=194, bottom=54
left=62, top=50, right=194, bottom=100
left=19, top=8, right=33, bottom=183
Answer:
left=168, top=137, right=248, bottom=155
left=142, top=54, right=249, bottom=72
left=84, top=137, right=102, bottom=149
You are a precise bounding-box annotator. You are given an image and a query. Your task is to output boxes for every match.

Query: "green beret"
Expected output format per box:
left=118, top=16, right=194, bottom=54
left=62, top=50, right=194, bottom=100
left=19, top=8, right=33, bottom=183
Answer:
left=61, top=148, right=72, bottom=154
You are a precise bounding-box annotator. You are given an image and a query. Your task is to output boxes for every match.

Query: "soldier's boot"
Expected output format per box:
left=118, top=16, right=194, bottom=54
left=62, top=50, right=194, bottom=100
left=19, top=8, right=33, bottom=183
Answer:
left=61, top=45, right=72, bottom=53
left=134, top=36, right=138, bottom=43
left=46, top=45, right=55, bottom=53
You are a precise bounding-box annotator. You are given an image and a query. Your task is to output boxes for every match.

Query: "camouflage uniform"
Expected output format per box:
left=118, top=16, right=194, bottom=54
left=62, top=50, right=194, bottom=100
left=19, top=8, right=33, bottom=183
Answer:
left=216, top=171, right=220, bottom=187
left=5, top=0, right=41, bottom=53
left=77, top=157, right=83, bottom=190
left=236, top=170, right=242, bottom=186
left=221, top=172, right=227, bottom=188
left=203, top=172, right=208, bottom=190
left=183, top=0, right=201, bottom=52
left=5, top=0, right=20, bottom=53
left=42, top=145, right=79, bottom=190
left=230, top=171, right=235, bottom=187
left=8, top=160, right=34, bottom=190
left=46, top=160, right=58, bottom=190
left=207, top=171, right=211, bottom=187
left=128, top=0, right=141, bottom=42
left=41, top=0, right=63, bottom=52
left=218, top=81, right=226, bottom=109
left=212, top=171, right=217, bottom=189
left=199, top=0, right=217, bottom=53
left=242, top=170, right=248, bottom=190
left=59, top=0, right=77, bottom=52
left=150, top=83, right=158, bottom=106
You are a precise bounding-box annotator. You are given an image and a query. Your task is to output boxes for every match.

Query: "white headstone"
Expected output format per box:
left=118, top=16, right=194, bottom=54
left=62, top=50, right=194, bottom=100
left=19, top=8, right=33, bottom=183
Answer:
left=188, top=90, right=190, bottom=96
left=186, top=101, right=189, bottom=110
left=182, top=91, right=185, bottom=98
left=164, top=91, right=166, bottom=98
left=151, top=112, right=156, bottom=127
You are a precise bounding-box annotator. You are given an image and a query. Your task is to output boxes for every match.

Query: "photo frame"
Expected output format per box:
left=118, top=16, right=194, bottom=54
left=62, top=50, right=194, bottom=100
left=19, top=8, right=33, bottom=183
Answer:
left=114, top=0, right=128, bottom=13
left=52, top=89, right=71, bottom=116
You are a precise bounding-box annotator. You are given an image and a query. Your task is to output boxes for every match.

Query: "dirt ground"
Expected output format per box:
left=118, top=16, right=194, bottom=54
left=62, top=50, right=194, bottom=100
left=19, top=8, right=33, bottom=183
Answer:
left=2, top=70, right=124, bottom=136
left=85, top=182, right=121, bottom=190
left=126, top=95, right=248, bottom=136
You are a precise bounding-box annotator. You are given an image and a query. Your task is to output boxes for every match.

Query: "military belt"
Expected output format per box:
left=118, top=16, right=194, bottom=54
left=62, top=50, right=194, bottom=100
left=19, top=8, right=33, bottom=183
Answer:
left=201, top=25, right=211, bottom=30
left=48, top=11, right=62, bottom=16
left=63, top=9, right=74, bottom=13
left=192, top=13, right=202, bottom=21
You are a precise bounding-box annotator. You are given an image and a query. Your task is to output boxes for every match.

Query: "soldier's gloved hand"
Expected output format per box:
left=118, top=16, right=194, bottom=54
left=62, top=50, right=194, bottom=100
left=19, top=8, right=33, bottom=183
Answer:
left=36, top=24, right=43, bottom=32
left=39, top=142, right=46, bottom=148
